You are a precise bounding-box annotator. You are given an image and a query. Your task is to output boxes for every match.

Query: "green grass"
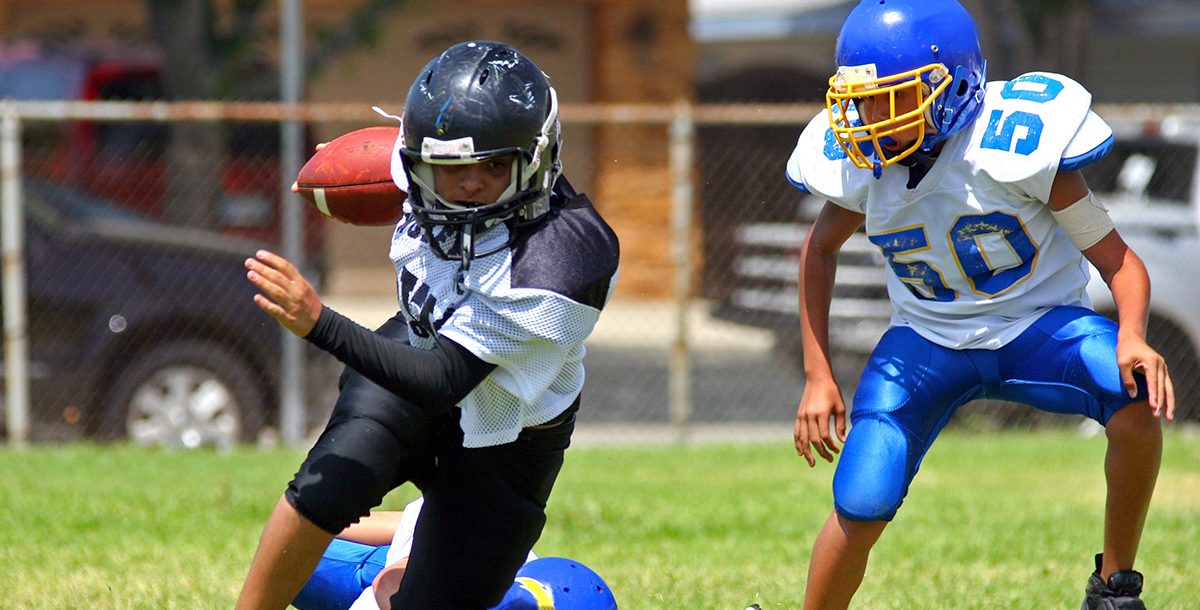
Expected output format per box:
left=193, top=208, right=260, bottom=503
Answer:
left=1, top=429, right=1197, bottom=609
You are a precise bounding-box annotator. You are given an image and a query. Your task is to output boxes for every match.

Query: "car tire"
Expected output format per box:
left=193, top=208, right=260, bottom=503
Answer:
left=100, top=340, right=266, bottom=449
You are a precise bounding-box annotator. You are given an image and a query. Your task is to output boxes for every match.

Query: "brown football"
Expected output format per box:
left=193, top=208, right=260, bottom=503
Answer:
left=295, top=126, right=407, bottom=226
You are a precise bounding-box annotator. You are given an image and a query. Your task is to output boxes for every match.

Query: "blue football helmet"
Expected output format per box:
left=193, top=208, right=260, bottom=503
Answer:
left=827, top=0, right=987, bottom=174
left=493, top=558, right=617, bottom=610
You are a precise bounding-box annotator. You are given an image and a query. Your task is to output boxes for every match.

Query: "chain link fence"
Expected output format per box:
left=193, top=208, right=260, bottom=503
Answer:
left=3, top=101, right=1199, bottom=449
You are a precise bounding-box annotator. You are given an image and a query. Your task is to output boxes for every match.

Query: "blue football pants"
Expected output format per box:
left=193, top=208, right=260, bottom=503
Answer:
left=292, top=539, right=390, bottom=610
left=833, top=306, right=1148, bottom=522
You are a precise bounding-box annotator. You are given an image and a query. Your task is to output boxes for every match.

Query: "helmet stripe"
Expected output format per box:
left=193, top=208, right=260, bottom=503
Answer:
left=514, top=576, right=556, bottom=609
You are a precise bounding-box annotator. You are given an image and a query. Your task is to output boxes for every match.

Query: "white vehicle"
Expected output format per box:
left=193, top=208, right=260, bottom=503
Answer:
left=1082, top=120, right=1200, bottom=421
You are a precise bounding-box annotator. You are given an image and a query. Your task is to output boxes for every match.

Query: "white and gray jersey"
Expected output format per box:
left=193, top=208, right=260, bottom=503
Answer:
left=389, top=181, right=620, bottom=447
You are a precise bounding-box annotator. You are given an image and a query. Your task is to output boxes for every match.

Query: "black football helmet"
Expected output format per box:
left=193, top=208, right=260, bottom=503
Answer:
left=400, top=40, right=562, bottom=263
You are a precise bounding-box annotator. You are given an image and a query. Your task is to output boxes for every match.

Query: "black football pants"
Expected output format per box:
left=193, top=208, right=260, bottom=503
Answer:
left=285, top=316, right=576, bottom=609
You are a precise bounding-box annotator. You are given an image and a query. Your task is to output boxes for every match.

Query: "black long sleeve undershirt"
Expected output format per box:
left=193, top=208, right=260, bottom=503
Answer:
left=304, top=306, right=496, bottom=413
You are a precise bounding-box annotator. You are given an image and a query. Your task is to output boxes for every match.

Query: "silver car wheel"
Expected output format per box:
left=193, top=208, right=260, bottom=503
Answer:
left=126, top=365, right=242, bottom=450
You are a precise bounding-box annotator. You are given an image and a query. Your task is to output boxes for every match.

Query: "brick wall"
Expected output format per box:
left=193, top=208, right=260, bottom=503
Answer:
left=590, top=0, right=694, bottom=299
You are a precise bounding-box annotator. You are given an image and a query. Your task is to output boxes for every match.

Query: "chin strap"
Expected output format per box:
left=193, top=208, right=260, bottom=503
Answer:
left=455, top=216, right=477, bottom=293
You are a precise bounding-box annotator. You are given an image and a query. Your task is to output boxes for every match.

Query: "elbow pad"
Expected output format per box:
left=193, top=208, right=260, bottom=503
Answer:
left=1050, top=191, right=1115, bottom=251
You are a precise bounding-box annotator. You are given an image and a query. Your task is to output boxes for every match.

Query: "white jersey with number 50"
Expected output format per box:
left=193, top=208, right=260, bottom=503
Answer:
left=787, top=72, right=1115, bottom=350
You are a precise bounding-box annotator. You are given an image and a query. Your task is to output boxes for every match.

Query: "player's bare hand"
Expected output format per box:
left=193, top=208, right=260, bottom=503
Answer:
left=794, top=377, right=848, bottom=467
left=1117, top=333, right=1175, bottom=420
left=245, top=249, right=323, bottom=337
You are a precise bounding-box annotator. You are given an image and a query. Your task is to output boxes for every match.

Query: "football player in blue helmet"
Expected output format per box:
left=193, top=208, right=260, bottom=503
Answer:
left=786, top=1, right=1171, bottom=609
left=825, top=0, right=986, bottom=177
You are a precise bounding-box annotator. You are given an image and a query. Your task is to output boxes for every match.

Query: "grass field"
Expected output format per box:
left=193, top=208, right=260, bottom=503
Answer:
left=1, top=429, right=1197, bottom=609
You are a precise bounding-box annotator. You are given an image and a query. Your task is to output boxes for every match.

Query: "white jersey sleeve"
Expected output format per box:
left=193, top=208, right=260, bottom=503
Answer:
left=785, top=109, right=872, bottom=213
left=348, top=497, right=426, bottom=610
left=382, top=497, right=426, bottom=565
left=962, top=71, right=1099, bottom=202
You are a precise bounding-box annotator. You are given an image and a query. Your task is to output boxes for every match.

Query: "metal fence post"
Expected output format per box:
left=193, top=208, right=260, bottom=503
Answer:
left=279, top=0, right=307, bottom=446
left=1, top=103, right=29, bottom=447
left=669, top=100, right=695, bottom=441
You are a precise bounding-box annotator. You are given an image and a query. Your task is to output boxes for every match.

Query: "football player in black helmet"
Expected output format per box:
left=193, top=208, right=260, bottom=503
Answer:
left=238, top=41, right=619, bottom=610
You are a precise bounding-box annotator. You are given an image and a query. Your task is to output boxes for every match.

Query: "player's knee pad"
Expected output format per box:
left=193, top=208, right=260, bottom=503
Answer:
left=832, top=417, right=914, bottom=521
left=1009, top=307, right=1151, bottom=425
left=286, top=415, right=414, bottom=534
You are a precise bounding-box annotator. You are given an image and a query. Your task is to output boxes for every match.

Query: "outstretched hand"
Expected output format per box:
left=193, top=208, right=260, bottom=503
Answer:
left=245, top=250, right=323, bottom=337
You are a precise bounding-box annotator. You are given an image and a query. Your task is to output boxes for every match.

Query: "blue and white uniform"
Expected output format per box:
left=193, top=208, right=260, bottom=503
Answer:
left=788, top=72, right=1113, bottom=350
left=787, top=73, right=1144, bottom=522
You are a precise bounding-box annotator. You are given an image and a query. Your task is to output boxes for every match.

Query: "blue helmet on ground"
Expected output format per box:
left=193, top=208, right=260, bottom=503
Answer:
left=493, top=557, right=617, bottom=610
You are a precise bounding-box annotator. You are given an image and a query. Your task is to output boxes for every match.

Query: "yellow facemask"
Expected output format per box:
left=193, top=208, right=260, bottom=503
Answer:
left=826, top=62, right=953, bottom=172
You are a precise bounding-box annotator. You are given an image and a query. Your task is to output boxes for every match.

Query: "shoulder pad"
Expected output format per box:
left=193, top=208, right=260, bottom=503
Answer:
left=1060, top=110, right=1114, bottom=172
left=511, top=201, right=618, bottom=310
left=961, top=72, right=1094, bottom=200
left=785, top=109, right=870, bottom=213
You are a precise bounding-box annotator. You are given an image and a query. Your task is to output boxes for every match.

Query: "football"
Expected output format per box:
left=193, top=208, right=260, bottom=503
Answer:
left=295, top=126, right=407, bottom=226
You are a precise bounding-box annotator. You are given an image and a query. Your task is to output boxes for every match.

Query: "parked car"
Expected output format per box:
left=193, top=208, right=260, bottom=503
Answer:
left=717, top=121, right=1200, bottom=422
left=2, top=178, right=305, bottom=448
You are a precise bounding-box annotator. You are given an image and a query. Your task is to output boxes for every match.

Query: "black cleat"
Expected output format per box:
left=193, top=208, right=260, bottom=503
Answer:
left=1081, top=553, right=1147, bottom=610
